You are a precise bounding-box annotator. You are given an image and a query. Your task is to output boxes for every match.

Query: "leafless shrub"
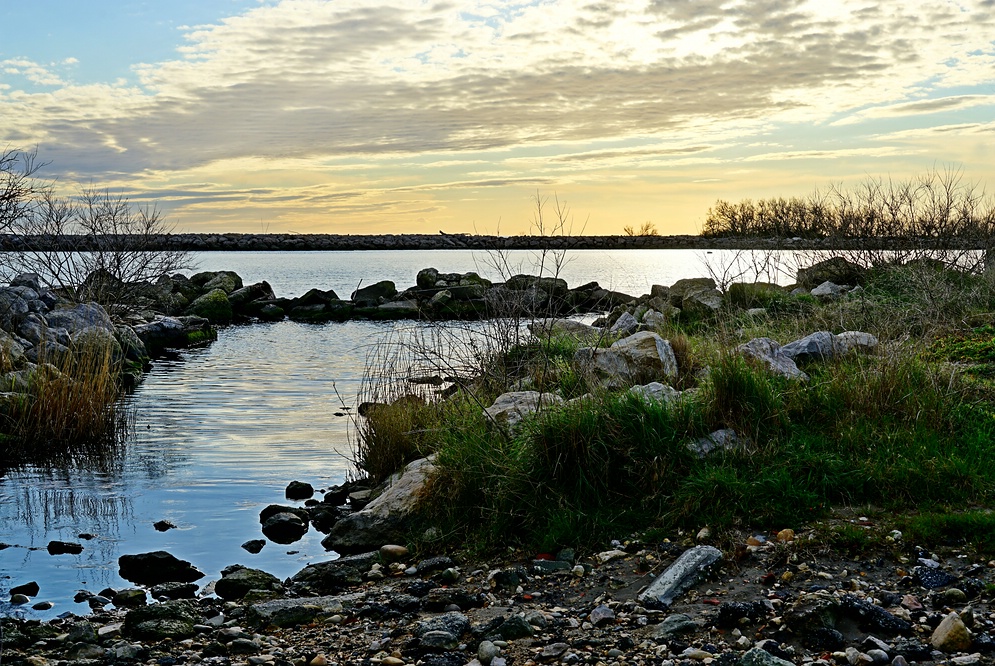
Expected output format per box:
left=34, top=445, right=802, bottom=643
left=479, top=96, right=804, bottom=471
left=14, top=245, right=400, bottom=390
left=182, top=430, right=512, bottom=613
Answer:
left=703, top=168, right=995, bottom=273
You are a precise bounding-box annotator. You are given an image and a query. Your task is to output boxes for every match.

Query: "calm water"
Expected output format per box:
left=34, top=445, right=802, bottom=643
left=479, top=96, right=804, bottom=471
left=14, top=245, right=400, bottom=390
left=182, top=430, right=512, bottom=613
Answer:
left=0, top=248, right=795, bottom=618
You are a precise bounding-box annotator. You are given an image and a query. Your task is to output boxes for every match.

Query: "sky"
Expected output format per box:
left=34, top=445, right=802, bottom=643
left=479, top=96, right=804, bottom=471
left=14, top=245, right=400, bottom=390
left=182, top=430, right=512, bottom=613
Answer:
left=1, top=0, right=994, bottom=235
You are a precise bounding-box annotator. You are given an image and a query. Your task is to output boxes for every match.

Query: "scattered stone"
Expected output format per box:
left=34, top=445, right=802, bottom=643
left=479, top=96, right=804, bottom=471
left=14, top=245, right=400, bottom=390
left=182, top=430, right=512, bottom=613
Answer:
left=215, top=566, right=283, bottom=601
left=153, top=520, right=177, bottom=531
left=931, top=612, right=972, bottom=652
left=589, top=604, right=616, bottom=626
left=636, top=545, right=723, bottom=609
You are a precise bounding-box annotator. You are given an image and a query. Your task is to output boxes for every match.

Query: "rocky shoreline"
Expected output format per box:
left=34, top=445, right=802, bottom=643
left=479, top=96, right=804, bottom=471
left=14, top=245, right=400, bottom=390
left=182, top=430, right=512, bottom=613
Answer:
left=3, top=494, right=995, bottom=666
left=2, top=233, right=988, bottom=253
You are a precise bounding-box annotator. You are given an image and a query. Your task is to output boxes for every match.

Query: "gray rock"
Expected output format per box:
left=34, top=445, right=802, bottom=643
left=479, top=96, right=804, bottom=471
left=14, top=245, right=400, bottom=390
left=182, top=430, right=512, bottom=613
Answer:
left=575, top=331, right=678, bottom=389
left=780, top=331, right=839, bottom=362
left=242, top=539, right=266, bottom=554
left=736, top=337, right=808, bottom=380
left=133, top=317, right=187, bottom=355
left=668, top=277, right=717, bottom=305
left=811, top=281, right=847, bottom=299
left=112, top=588, right=148, bottom=608
left=417, top=268, right=440, bottom=289
left=215, top=566, right=283, bottom=601
left=636, top=545, right=722, bottom=609
left=650, top=613, right=699, bottom=639
left=483, top=391, right=564, bottom=431
left=290, top=552, right=379, bottom=594
left=322, top=457, right=436, bottom=553
left=738, top=646, right=795, bottom=666
left=10, top=273, right=43, bottom=292
left=688, top=429, right=748, bottom=458
left=248, top=594, right=355, bottom=629
left=628, top=381, right=681, bottom=404
left=478, top=640, right=501, bottom=664
left=123, top=600, right=199, bottom=640
left=589, top=604, right=616, bottom=626
left=415, top=610, right=471, bottom=637
left=836, top=331, right=879, bottom=355
left=610, top=312, right=639, bottom=336
left=0, top=330, right=26, bottom=372
left=421, top=630, right=459, bottom=650
left=45, top=302, right=114, bottom=334
left=66, top=643, right=106, bottom=660
left=0, top=289, right=30, bottom=330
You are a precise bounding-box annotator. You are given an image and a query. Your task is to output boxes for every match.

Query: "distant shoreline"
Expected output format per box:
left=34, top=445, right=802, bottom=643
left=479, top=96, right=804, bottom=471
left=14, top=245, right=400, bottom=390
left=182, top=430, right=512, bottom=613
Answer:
left=0, top=232, right=987, bottom=252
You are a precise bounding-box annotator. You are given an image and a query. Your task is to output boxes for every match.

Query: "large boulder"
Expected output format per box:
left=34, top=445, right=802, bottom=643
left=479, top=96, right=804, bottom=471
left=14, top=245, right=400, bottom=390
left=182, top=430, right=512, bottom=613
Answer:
left=248, top=595, right=355, bottom=629
left=668, top=278, right=716, bottom=306
left=575, top=331, right=678, bottom=389
left=123, top=600, right=199, bottom=641
left=45, top=302, right=114, bottom=334
left=214, top=566, right=283, bottom=601
left=0, top=289, right=30, bottom=330
left=290, top=552, right=380, bottom=594
left=187, top=288, right=233, bottom=324
left=417, top=268, right=440, bottom=289
left=190, top=271, right=243, bottom=294
left=228, top=281, right=277, bottom=311
left=261, top=511, right=309, bottom=544
left=118, top=551, right=205, bottom=586
left=796, top=257, right=866, bottom=289
left=321, top=456, right=436, bottom=554
left=483, top=391, right=564, bottom=432
left=780, top=331, right=839, bottom=363
left=133, top=317, right=187, bottom=355
left=736, top=337, right=808, bottom=380
left=0, top=330, right=26, bottom=373
left=352, top=281, right=397, bottom=307
left=835, top=331, right=878, bottom=355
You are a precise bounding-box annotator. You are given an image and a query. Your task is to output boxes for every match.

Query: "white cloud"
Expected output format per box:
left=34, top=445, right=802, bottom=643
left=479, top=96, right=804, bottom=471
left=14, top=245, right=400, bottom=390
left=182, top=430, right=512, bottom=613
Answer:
left=2, top=0, right=994, bottom=230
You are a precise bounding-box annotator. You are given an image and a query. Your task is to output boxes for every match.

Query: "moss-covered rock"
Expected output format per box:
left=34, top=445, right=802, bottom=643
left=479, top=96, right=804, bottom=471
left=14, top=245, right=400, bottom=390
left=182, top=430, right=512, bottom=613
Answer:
left=187, top=288, right=233, bottom=324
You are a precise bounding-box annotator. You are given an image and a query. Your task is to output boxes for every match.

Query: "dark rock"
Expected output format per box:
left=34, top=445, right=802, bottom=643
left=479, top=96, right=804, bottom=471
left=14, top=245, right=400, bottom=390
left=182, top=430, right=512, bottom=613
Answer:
left=241, top=539, right=266, bottom=554
left=352, top=281, right=397, bottom=307
left=589, top=604, right=616, bottom=627
left=417, top=555, right=454, bottom=574
left=421, top=588, right=487, bottom=611
left=290, top=551, right=378, bottom=594
left=150, top=582, right=199, bottom=600
left=841, top=594, right=911, bottom=635
left=123, top=600, right=199, bottom=640
left=215, top=566, right=283, bottom=601
left=261, top=511, right=309, bottom=544
left=113, top=588, right=148, bottom=608
left=913, top=565, right=958, bottom=589
left=488, top=566, right=529, bottom=590
left=47, top=540, right=84, bottom=555
left=421, top=630, right=459, bottom=651
left=716, top=600, right=770, bottom=627
left=10, top=581, right=40, bottom=597
left=891, top=638, right=933, bottom=661
left=796, top=257, right=866, bottom=288
left=803, top=627, right=846, bottom=651
left=497, top=614, right=534, bottom=639
left=286, top=480, right=315, bottom=500
left=153, top=520, right=176, bottom=532
left=119, top=551, right=205, bottom=586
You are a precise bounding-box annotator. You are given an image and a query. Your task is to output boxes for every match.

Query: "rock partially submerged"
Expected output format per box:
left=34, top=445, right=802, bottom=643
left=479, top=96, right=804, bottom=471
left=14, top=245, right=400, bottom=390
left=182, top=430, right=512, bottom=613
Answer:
left=118, top=551, right=205, bottom=587
left=322, top=457, right=436, bottom=554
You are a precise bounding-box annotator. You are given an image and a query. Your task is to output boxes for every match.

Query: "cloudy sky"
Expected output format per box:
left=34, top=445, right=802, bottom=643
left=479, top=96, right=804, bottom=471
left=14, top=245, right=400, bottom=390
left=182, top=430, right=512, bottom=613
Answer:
left=2, top=0, right=993, bottom=235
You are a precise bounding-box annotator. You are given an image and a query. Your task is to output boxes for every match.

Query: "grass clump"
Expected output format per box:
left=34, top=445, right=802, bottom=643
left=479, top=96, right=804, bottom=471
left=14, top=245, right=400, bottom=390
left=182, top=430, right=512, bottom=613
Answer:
left=355, top=254, right=995, bottom=555
left=1, top=339, right=125, bottom=462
